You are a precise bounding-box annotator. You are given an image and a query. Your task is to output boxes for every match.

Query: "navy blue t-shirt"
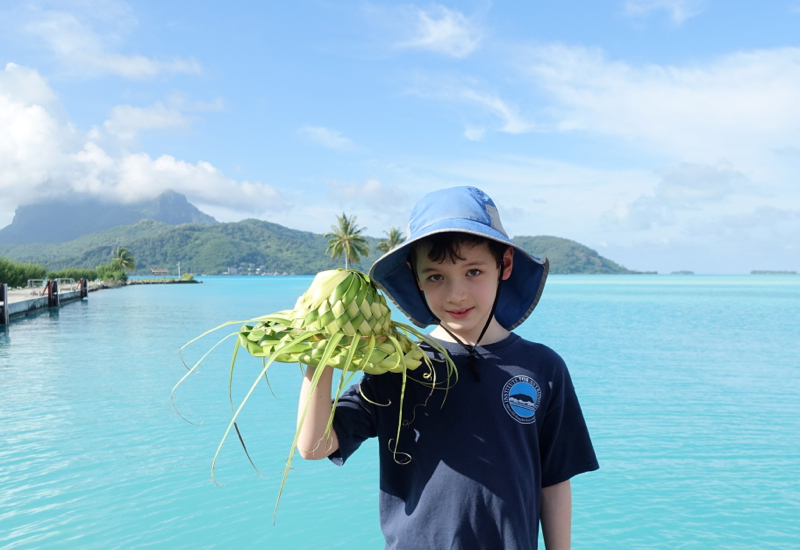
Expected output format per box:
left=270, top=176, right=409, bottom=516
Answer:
left=330, top=333, right=598, bottom=550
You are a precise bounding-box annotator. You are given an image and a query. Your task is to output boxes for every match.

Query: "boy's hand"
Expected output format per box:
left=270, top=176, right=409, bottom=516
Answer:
left=541, top=479, right=571, bottom=550
left=296, top=364, right=340, bottom=460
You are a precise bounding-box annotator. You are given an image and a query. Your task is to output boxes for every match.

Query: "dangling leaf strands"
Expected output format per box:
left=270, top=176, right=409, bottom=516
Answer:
left=174, top=269, right=456, bottom=522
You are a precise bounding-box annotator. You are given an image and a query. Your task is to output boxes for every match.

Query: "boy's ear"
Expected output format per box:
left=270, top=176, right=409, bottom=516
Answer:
left=501, top=247, right=514, bottom=281
left=406, top=260, right=422, bottom=290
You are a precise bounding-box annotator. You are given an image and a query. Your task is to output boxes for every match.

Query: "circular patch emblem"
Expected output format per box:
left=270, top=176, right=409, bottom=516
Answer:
left=502, top=375, right=541, bottom=424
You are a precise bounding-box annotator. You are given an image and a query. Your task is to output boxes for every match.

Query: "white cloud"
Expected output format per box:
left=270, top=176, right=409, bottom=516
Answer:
left=375, top=153, right=655, bottom=240
left=22, top=6, right=201, bottom=78
left=714, top=206, right=800, bottom=231
left=360, top=152, right=800, bottom=273
left=408, top=76, right=535, bottom=135
left=463, top=124, right=485, bottom=141
left=0, top=63, right=280, bottom=227
left=0, top=64, right=80, bottom=196
left=328, top=179, right=407, bottom=210
left=394, top=4, right=482, bottom=58
left=247, top=179, right=410, bottom=238
left=623, top=0, right=705, bottom=24
left=299, top=126, right=356, bottom=151
left=602, top=161, right=748, bottom=230
left=110, top=153, right=280, bottom=211
left=519, top=45, right=800, bottom=165
left=460, top=89, right=534, bottom=134
left=102, top=102, right=188, bottom=142
left=0, top=62, right=59, bottom=107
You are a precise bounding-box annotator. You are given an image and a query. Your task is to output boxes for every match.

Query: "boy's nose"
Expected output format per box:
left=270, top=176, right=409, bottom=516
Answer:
left=444, top=279, right=467, bottom=303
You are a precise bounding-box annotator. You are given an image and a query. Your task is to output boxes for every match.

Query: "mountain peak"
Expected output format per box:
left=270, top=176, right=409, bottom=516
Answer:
left=0, top=191, right=217, bottom=244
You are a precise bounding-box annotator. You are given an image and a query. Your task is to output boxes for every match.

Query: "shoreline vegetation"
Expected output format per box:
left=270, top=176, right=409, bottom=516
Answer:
left=0, top=218, right=651, bottom=276
left=1, top=217, right=797, bottom=280
left=2, top=248, right=200, bottom=296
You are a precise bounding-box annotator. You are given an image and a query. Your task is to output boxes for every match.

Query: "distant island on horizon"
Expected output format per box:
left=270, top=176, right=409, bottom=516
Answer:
left=1, top=191, right=650, bottom=276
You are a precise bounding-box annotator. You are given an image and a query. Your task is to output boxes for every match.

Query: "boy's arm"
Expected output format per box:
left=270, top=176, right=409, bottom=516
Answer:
left=296, top=364, right=340, bottom=460
left=540, top=479, right=571, bottom=550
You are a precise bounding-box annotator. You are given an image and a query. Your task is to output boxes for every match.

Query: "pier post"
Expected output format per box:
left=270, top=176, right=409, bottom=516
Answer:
left=80, top=278, right=88, bottom=299
left=47, top=279, right=60, bottom=308
left=1, top=283, right=8, bottom=325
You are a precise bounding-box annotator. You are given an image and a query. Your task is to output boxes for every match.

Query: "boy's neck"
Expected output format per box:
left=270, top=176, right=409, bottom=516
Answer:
left=429, top=318, right=510, bottom=347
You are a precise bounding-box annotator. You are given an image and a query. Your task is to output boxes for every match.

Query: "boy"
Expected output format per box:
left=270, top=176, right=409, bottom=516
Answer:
left=297, top=187, right=598, bottom=549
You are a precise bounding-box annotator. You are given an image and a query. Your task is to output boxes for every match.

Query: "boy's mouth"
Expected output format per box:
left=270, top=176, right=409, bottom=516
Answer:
left=446, top=307, right=474, bottom=319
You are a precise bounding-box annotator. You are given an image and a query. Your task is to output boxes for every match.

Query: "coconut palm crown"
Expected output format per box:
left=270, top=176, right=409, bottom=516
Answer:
left=111, top=247, right=136, bottom=270
left=324, top=213, right=369, bottom=270
left=377, top=227, right=405, bottom=253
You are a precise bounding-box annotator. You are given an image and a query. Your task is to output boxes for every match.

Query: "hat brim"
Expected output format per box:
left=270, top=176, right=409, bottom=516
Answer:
left=369, top=218, right=548, bottom=330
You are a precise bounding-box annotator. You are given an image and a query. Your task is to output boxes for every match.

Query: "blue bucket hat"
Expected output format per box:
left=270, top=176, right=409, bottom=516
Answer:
left=369, top=186, right=549, bottom=330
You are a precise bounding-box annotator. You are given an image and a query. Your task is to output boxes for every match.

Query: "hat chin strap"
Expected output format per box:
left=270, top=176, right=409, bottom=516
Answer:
left=413, top=264, right=504, bottom=383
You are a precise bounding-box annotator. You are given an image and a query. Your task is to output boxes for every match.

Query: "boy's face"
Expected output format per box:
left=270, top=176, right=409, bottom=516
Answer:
left=413, top=241, right=513, bottom=344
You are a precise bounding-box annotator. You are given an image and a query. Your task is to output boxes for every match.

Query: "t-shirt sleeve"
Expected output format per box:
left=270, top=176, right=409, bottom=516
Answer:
left=328, top=376, right=379, bottom=466
left=538, top=354, right=599, bottom=487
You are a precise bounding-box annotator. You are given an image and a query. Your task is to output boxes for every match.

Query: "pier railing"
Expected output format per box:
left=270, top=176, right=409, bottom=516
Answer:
left=56, top=278, right=78, bottom=292
left=1, top=278, right=89, bottom=326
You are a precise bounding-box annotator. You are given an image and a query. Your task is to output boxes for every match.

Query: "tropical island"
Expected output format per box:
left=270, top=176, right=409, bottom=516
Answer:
left=0, top=191, right=648, bottom=278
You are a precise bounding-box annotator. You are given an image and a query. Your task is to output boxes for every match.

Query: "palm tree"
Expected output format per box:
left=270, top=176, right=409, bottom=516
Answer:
left=324, top=213, right=369, bottom=270
left=377, top=227, right=404, bottom=254
left=111, top=247, right=136, bottom=271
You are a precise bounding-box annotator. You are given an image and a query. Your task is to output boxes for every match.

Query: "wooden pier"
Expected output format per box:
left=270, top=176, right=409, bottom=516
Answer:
left=0, top=279, right=89, bottom=326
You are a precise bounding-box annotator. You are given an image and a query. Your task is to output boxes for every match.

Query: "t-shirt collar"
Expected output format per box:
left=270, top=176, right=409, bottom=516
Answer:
left=426, top=332, right=520, bottom=356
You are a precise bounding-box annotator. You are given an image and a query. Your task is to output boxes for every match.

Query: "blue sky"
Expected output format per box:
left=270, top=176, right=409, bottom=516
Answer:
left=1, top=0, right=799, bottom=273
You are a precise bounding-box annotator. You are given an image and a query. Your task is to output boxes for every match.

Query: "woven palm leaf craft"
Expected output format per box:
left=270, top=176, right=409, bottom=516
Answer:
left=172, top=269, right=456, bottom=520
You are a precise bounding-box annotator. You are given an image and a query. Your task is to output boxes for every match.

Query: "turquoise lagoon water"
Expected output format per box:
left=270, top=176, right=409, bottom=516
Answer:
left=1, top=275, right=798, bottom=548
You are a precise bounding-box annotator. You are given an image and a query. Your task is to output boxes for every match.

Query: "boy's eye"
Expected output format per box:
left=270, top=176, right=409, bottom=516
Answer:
left=427, top=274, right=443, bottom=282
left=467, top=269, right=481, bottom=277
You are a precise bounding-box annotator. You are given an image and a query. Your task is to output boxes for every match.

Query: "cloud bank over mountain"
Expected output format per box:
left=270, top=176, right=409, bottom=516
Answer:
left=0, top=62, right=282, bottom=227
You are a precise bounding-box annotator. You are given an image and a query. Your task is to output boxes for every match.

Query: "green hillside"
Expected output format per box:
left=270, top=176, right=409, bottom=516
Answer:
left=0, top=220, right=642, bottom=276
left=0, top=219, right=384, bottom=275
left=513, top=235, right=637, bottom=274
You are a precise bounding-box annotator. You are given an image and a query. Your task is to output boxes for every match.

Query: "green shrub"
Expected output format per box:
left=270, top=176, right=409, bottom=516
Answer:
left=96, top=262, right=128, bottom=282
left=181, top=273, right=194, bottom=280
left=47, top=268, right=98, bottom=281
left=0, top=257, right=48, bottom=287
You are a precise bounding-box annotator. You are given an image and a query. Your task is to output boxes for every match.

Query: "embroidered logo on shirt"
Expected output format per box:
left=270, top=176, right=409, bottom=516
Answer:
left=502, top=375, right=541, bottom=424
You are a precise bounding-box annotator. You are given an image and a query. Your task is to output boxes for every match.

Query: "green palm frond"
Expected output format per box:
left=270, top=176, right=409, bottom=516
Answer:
left=377, top=227, right=404, bottom=254
left=111, top=247, right=136, bottom=270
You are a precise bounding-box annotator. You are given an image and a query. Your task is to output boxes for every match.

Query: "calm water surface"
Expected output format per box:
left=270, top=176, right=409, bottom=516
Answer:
left=1, top=275, right=798, bottom=548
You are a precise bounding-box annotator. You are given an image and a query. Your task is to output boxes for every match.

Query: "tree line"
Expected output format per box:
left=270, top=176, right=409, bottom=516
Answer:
left=1, top=210, right=402, bottom=287
left=0, top=247, right=137, bottom=287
